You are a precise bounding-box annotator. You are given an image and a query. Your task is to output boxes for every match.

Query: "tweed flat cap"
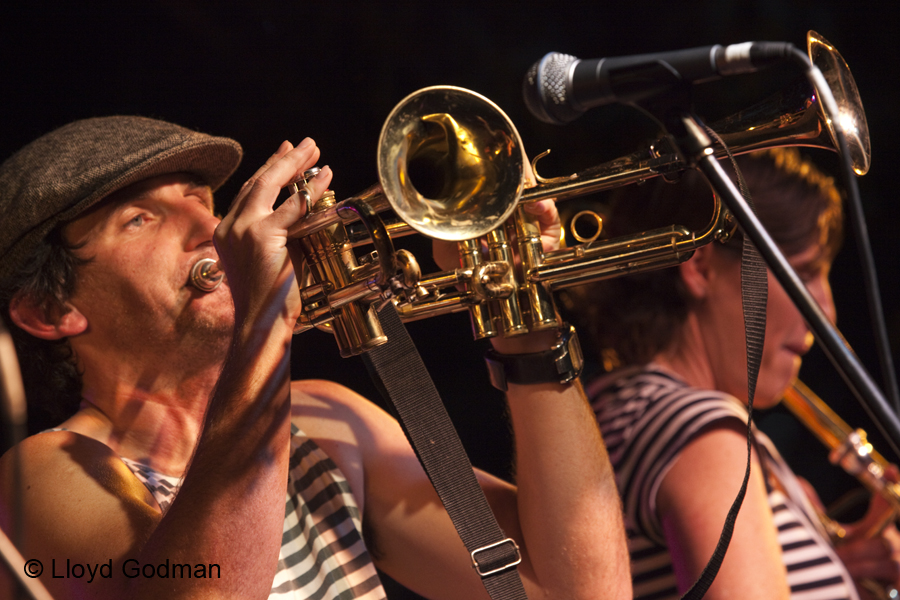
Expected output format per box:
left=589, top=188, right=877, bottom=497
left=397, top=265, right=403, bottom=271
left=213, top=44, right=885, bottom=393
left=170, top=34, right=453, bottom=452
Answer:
left=0, top=116, right=243, bottom=286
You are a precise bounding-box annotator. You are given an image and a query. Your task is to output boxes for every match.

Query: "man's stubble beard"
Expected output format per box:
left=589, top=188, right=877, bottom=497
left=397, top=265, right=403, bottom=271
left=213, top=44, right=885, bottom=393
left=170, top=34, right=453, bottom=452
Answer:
left=174, top=298, right=235, bottom=366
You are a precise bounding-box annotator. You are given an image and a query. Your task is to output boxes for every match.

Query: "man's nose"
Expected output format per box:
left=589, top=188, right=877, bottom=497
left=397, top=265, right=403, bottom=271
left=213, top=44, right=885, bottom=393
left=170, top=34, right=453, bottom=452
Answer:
left=185, top=203, right=221, bottom=251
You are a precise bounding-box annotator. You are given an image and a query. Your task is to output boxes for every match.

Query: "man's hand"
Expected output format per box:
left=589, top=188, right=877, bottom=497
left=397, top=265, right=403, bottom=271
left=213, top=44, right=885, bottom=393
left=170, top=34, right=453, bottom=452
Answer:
left=214, top=139, right=332, bottom=331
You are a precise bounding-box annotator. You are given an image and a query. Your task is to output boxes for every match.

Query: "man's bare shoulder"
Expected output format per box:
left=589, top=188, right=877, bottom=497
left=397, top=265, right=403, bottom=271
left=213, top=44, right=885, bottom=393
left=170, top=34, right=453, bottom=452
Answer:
left=0, top=430, right=159, bottom=530
left=0, top=430, right=161, bottom=596
left=6, top=427, right=126, bottom=467
left=2, top=429, right=137, bottom=495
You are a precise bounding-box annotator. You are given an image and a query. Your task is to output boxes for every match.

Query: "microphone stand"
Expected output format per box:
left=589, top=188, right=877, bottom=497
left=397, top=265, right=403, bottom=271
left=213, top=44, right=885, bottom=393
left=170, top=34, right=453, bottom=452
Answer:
left=671, top=110, right=900, bottom=459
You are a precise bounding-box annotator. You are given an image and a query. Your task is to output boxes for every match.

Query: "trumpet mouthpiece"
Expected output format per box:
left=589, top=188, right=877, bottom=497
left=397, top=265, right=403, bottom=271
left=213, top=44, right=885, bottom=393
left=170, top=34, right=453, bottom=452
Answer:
left=190, top=258, right=224, bottom=292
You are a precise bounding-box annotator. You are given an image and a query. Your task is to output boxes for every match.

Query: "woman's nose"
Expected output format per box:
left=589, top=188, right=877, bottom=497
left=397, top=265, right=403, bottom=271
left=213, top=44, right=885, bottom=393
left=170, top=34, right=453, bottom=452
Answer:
left=809, top=274, right=836, bottom=324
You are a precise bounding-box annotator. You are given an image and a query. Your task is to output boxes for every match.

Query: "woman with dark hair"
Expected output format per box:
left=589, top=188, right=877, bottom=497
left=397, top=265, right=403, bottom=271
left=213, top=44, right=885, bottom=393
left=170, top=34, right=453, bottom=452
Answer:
left=565, top=148, right=900, bottom=600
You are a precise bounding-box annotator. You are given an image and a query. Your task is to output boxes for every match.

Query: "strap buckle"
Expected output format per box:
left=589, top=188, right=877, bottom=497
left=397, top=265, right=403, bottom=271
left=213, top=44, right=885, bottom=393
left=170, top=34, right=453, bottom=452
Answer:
left=470, top=538, right=522, bottom=577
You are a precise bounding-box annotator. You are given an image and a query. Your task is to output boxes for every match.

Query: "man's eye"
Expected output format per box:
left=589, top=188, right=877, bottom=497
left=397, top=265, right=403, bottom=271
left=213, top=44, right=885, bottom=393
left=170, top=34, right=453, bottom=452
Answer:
left=126, top=214, right=146, bottom=228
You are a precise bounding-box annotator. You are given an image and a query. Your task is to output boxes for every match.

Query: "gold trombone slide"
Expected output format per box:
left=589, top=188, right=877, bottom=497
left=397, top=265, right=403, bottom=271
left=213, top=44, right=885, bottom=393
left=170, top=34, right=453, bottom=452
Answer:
left=782, top=379, right=900, bottom=520
left=782, top=379, right=900, bottom=599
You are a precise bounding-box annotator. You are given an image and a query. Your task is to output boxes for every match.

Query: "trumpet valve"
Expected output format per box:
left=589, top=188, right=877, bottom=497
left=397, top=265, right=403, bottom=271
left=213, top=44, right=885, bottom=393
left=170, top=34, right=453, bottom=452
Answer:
left=470, top=263, right=515, bottom=300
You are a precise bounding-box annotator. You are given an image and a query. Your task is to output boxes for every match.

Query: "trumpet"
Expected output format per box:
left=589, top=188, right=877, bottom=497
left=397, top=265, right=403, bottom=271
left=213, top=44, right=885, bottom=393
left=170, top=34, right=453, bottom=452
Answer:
left=782, top=380, right=900, bottom=600
left=191, top=32, right=869, bottom=359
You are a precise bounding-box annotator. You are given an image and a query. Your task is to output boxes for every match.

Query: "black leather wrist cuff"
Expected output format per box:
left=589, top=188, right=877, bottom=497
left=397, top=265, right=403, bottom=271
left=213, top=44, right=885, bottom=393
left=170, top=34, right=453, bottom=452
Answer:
left=484, top=324, right=584, bottom=392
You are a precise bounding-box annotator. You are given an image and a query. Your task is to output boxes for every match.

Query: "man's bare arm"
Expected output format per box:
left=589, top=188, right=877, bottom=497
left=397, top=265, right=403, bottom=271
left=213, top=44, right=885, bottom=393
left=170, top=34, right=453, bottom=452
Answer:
left=0, top=140, right=332, bottom=600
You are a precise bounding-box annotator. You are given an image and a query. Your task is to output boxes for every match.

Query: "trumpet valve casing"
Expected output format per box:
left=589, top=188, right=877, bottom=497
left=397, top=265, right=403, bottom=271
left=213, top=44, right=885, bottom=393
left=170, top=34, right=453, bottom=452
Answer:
left=297, top=189, right=386, bottom=357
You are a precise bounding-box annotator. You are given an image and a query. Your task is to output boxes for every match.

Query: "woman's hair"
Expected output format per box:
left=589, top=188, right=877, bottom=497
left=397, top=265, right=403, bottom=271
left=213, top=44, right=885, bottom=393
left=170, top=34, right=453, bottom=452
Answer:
left=562, top=148, right=843, bottom=370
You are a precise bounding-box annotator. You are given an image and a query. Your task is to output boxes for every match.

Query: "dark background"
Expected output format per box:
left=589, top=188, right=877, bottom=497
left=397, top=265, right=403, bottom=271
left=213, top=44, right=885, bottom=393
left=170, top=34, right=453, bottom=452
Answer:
left=2, top=1, right=898, bottom=597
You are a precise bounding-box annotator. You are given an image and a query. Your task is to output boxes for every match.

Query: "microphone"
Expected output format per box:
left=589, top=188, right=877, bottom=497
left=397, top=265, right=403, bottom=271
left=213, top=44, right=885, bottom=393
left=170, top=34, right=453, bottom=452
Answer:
left=523, top=42, right=795, bottom=125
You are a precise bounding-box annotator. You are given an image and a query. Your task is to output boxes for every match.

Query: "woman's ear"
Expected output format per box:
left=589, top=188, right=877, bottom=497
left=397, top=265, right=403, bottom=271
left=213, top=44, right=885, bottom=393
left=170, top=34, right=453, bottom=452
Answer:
left=679, top=244, right=715, bottom=300
left=8, top=293, right=87, bottom=340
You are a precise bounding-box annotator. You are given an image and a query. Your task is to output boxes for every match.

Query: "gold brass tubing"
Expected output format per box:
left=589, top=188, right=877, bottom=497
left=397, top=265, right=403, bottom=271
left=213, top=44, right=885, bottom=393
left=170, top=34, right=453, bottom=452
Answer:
left=315, top=273, right=382, bottom=312
left=287, top=184, right=393, bottom=240
left=535, top=226, right=693, bottom=290
left=414, top=268, right=474, bottom=292
left=570, top=211, right=604, bottom=244
left=782, top=380, right=854, bottom=451
left=545, top=254, right=690, bottom=291
left=521, top=149, right=687, bottom=205
left=297, top=190, right=386, bottom=357
left=298, top=280, right=383, bottom=327
left=394, top=294, right=471, bottom=322
left=288, top=44, right=864, bottom=347
left=534, top=191, right=728, bottom=291
left=345, top=220, right=419, bottom=248
left=782, top=379, right=900, bottom=600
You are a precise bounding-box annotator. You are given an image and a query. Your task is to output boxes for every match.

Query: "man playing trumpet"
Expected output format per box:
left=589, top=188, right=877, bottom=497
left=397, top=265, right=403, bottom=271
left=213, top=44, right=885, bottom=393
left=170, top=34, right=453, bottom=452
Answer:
left=0, top=116, right=631, bottom=599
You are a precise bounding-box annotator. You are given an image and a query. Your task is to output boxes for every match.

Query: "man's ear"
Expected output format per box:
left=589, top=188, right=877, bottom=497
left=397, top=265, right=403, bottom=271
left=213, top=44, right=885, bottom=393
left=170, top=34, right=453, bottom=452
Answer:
left=679, top=244, right=715, bottom=300
left=8, top=293, right=87, bottom=340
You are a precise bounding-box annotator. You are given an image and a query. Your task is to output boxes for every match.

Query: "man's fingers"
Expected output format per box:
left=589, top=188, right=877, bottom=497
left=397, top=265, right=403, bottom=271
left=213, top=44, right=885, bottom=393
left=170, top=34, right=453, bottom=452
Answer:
left=301, top=165, right=333, bottom=214
left=247, top=139, right=320, bottom=212
left=228, top=140, right=295, bottom=217
left=522, top=198, right=557, bottom=221
left=215, top=139, right=323, bottom=256
left=270, top=165, right=333, bottom=232
left=521, top=198, right=562, bottom=252
left=230, top=138, right=320, bottom=222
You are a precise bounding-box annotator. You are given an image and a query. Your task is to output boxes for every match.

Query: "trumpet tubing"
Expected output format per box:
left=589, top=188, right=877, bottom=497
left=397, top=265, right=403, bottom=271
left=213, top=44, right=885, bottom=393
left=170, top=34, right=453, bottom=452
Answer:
left=189, top=32, right=869, bottom=357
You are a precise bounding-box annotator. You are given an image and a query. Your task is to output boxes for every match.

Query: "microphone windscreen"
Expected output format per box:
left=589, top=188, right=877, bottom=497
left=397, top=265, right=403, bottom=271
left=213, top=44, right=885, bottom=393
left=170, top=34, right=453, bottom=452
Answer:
left=523, top=52, right=583, bottom=125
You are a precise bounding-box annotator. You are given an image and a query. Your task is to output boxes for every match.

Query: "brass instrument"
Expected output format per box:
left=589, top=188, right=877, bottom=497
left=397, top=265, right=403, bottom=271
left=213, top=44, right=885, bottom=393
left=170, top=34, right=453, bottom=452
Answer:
left=782, top=380, right=900, bottom=599
left=783, top=380, right=900, bottom=528
left=191, top=32, right=869, bottom=359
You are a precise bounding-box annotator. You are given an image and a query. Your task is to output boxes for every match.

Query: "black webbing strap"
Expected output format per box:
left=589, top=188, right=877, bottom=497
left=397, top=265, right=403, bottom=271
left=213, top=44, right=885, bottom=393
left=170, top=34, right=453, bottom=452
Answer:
left=361, top=301, right=529, bottom=600
left=681, top=146, right=768, bottom=599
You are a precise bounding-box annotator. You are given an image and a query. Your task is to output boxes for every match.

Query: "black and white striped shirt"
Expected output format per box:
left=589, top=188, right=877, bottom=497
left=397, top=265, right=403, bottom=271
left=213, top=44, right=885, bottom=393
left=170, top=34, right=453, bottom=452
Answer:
left=123, top=424, right=386, bottom=599
left=590, top=366, right=858, bottom=600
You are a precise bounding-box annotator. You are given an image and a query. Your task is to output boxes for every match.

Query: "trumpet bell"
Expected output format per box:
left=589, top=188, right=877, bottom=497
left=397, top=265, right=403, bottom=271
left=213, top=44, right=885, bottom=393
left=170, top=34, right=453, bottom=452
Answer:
left=378, top=86, right=525, bottom=241
left=706, top=31, right=870, bottom=176
left=807, top=31, right=870, bottom=175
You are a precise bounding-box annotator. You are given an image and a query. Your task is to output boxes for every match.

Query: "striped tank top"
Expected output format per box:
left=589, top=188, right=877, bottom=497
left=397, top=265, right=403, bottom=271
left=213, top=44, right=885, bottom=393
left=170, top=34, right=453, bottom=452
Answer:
left=590, top=366, right=859, bottom=600
left=121, top=425, right=386, bottom=599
